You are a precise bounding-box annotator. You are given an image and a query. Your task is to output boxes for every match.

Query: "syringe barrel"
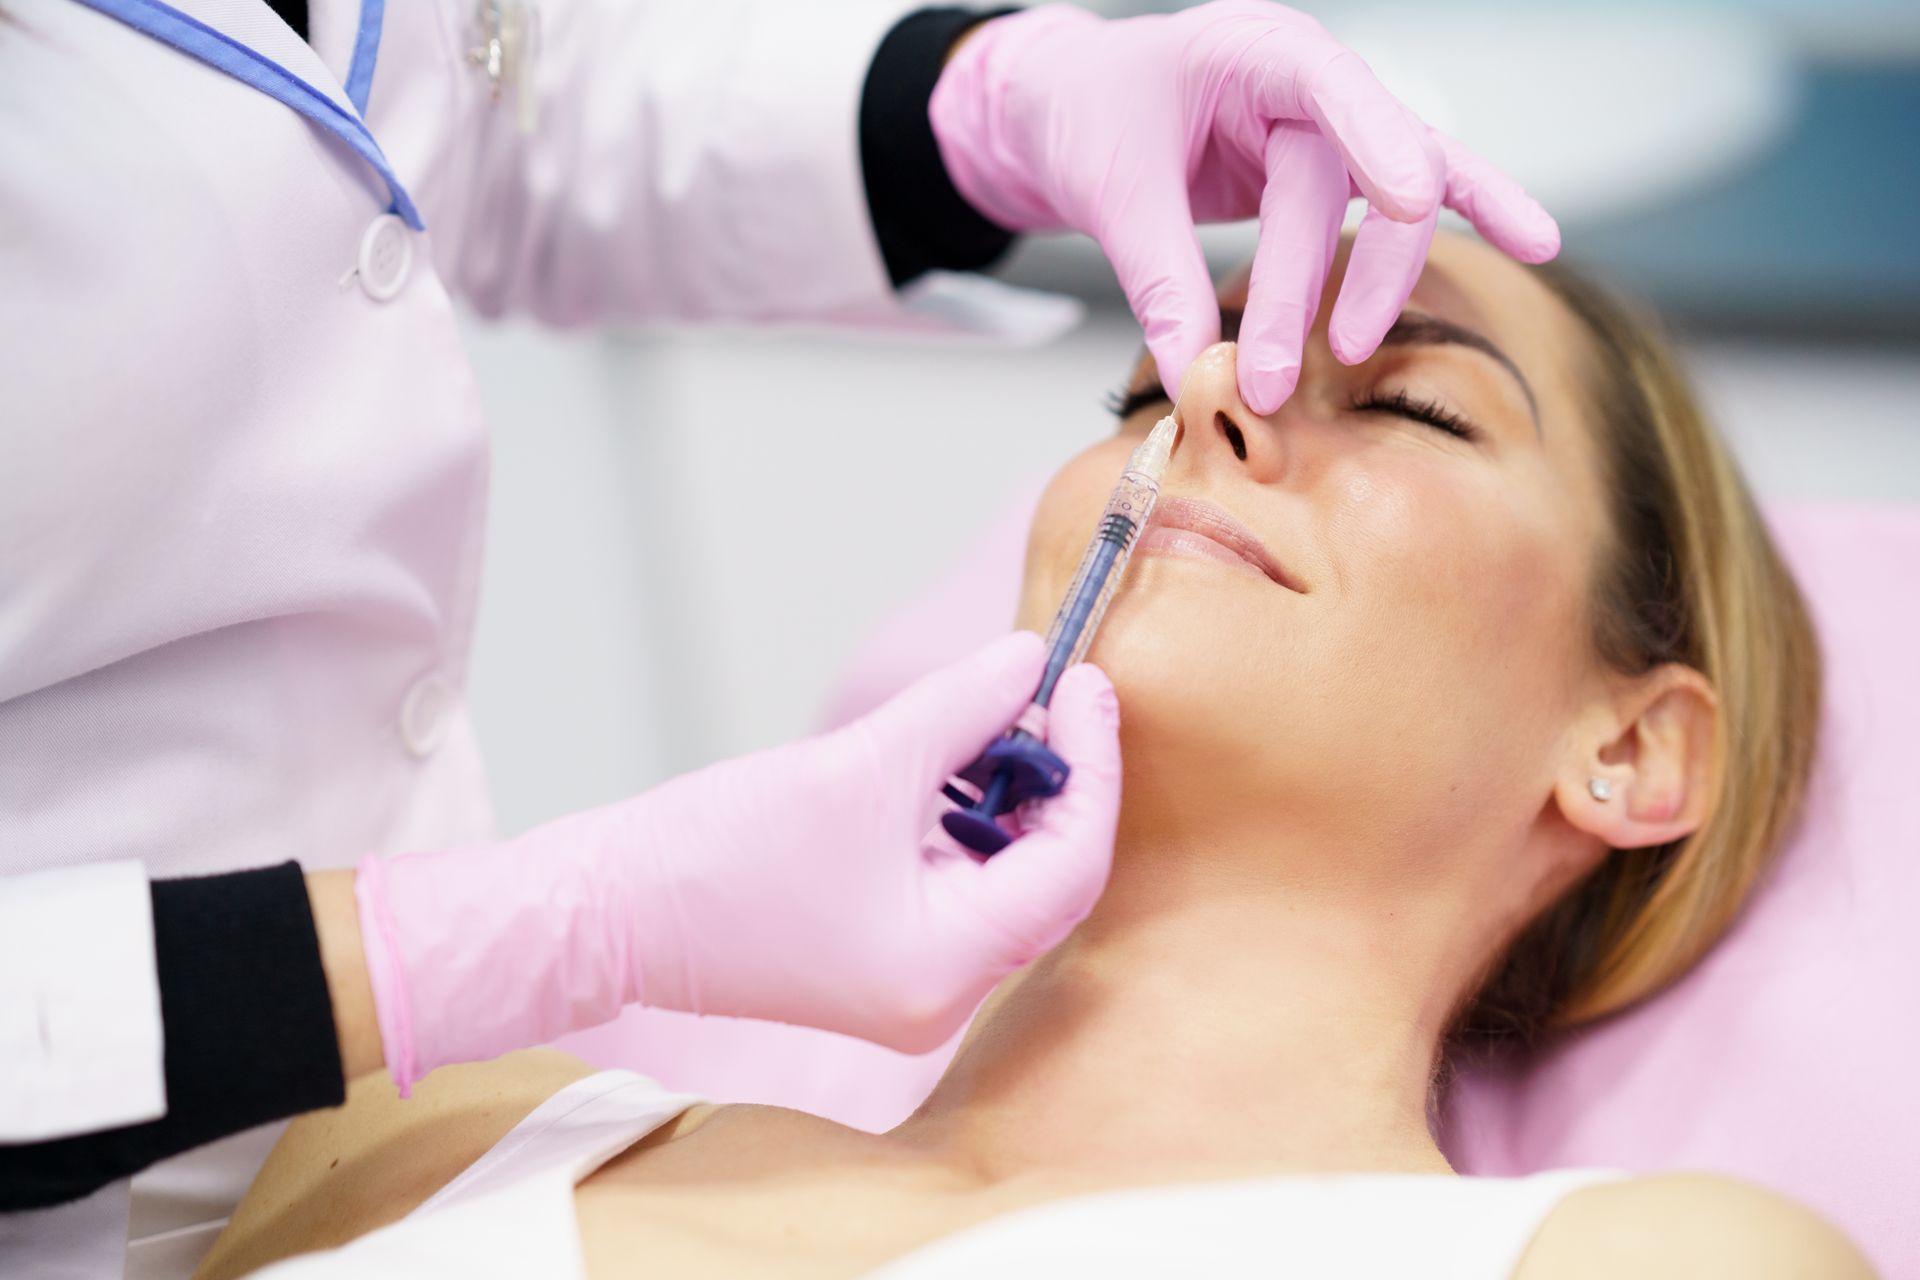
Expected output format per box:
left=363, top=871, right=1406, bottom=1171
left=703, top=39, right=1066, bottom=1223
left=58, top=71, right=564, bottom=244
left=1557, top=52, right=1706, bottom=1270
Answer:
left=1034, top=464, right=1162, bottom=705
left=941, top=416, right=1176, bottom=856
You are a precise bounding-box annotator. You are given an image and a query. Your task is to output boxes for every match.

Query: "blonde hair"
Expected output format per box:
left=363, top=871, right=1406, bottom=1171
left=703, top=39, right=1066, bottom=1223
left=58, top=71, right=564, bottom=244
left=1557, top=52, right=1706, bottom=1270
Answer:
left=1452, top=263, right=1823, bottom=1046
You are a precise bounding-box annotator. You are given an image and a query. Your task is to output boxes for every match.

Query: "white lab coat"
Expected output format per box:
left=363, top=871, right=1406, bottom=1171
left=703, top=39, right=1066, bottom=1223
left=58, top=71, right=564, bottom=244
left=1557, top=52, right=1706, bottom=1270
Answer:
left=0, top=0, right=942, bottom=1271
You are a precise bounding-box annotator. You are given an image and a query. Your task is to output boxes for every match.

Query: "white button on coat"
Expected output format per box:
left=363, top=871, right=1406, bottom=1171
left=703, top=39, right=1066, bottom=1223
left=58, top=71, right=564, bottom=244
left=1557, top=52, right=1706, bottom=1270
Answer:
left=400, top=672, right=453, bottom=757
left=356, top=213, right=413, bottom=301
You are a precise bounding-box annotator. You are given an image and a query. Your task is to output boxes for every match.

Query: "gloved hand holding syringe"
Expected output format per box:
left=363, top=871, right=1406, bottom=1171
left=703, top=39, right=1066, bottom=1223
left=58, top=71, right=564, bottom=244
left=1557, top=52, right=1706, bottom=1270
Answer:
left=347, top=421, right=1188, bottom=1085
left=942, top=413, right=1182, bottom=855
left=349, top=455, right=1175, bottom=1083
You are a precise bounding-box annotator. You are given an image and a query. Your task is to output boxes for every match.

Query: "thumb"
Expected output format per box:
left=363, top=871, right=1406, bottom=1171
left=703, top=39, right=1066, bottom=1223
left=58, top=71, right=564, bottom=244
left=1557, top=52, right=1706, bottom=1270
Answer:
left=860, top=631, right=1047, bottom=788
left=967, top=663, right=1123, bottom=958
left=1098, top=176, right=1219, bottom=402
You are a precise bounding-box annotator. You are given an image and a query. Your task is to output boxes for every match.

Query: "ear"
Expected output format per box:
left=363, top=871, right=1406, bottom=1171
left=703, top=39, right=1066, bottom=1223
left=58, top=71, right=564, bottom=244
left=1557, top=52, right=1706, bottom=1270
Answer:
left=1557, top=664, right=1719, bottom=850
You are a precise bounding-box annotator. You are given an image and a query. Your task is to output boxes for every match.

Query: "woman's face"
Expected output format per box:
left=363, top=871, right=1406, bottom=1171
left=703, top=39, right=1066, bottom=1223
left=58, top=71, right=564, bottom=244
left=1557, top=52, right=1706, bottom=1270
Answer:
left=1018, top=232, right=1610, bottom=866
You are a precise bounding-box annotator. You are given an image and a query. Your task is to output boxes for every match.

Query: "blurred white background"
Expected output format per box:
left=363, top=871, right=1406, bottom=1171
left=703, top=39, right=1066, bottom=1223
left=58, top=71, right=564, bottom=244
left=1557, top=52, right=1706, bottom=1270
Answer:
left=465, top=1, right=1920, bottom=836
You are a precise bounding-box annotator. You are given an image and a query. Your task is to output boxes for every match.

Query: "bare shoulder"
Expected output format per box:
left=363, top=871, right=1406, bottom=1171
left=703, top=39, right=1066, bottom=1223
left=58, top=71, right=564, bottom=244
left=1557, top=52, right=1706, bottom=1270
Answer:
left=196, top=1048, right=599, bottom=1280
left=1514, top=1171, right=1878, bottom=1280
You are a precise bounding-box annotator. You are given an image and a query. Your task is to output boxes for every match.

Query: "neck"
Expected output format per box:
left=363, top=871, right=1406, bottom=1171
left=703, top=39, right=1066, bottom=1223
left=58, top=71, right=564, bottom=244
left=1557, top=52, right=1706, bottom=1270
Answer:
left=891, top=829, right=1482, bottom=1185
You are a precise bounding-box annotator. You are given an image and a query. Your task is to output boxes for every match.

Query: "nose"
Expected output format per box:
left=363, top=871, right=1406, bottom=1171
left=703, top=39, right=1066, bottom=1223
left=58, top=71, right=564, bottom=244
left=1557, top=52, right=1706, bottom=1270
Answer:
left=1172, top=342, right=1286, bottom=482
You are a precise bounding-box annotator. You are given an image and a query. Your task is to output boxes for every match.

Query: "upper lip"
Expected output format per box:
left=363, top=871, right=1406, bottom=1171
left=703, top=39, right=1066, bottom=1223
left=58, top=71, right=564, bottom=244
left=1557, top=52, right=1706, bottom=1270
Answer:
left=1149, top=497, right=1305, bottom=592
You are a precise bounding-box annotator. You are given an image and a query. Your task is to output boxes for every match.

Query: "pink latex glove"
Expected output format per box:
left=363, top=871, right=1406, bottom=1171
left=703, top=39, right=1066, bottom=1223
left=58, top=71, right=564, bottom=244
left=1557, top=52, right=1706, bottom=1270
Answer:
left=355, top=632, right=1121, bottom=1092
left=930, top=1, right=1561, bottom=414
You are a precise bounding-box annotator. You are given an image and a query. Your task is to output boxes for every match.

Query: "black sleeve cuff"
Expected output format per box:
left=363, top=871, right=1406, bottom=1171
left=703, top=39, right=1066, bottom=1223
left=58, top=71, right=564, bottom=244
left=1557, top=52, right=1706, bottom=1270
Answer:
left=860, top=7, right=1021, bottom=288
left=0, top=862, right=345, bottom=1210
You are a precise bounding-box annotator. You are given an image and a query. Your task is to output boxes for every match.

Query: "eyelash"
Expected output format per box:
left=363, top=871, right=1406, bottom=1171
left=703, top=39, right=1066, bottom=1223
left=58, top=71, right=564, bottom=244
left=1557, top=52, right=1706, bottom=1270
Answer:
left=1349, top=388, right=1479, bottom=442
left=1105, top=383, right=1479, bottom=444
left=1105, top=385, right=1165, bottom=421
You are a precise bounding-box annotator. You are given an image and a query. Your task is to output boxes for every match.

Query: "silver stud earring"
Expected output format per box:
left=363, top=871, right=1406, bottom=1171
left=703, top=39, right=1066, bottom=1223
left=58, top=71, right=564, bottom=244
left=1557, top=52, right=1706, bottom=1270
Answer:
left=1588, top=777, right=1614, bottom=802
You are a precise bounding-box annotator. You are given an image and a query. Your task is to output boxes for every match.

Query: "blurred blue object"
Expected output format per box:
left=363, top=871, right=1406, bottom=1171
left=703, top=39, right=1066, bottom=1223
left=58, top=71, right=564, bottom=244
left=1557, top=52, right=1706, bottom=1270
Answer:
left=1569, top=59, right=1920, bottom=340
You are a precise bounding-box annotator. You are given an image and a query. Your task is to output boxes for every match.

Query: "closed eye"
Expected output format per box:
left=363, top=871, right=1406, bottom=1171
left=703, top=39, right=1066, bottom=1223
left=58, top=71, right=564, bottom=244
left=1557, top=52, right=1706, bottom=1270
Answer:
left=1349, top=388, right=1480, bottom=442
left=1106, top=384, right=1171, bottom=422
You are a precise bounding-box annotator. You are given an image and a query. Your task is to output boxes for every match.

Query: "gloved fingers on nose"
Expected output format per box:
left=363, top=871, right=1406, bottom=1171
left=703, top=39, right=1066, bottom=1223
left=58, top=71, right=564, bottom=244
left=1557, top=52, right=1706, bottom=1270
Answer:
left=1252, top=38, right=1438, bottom=224
left=1326, top=198, right=1438, bottom=365
left=1098, top=175, right=1221, bottom=403
left=865, top=631, right=1047, bottom=786
left=971, top=662, right=1122, bottom=953
left=1237, top=125, right=1350, bottom=416
left=1434, top=130, right=1560, bottom=264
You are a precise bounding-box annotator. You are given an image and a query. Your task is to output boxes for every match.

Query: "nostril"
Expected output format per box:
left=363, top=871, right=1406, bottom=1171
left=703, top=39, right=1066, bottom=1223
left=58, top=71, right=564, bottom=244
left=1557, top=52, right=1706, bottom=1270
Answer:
left=1217, top=412, right=1247, bottom=462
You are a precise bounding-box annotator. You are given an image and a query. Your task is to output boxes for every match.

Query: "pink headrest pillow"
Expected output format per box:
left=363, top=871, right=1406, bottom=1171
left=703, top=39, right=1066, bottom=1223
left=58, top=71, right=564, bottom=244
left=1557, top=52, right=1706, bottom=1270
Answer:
left=557, top=492, right=1919, bottom=1277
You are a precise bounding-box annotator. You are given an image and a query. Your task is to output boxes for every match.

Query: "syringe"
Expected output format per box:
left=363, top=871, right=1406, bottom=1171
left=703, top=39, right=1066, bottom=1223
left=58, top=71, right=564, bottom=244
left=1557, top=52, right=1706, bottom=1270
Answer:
left=941, top=413, right=1181, bottom=855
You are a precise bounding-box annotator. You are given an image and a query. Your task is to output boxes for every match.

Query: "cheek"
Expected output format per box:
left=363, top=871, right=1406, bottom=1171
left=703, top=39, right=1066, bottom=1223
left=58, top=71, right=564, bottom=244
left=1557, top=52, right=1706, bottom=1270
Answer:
left=1324, top=457, right=1589, bottom=774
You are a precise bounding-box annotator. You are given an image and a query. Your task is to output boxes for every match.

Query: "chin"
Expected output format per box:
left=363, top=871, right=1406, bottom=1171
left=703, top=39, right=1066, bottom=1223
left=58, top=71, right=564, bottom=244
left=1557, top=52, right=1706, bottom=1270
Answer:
left=1081, top=583, right=1282, bottom=785
left=1070, top=560, right=1407, bottom=844
left=1090, top=549, right=1298, bottom=683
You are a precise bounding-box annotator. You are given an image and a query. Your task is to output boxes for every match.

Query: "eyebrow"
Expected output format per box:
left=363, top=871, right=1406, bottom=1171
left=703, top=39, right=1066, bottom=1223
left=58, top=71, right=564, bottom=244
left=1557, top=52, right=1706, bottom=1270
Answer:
left=1377, top=311, right=1539, bottom=431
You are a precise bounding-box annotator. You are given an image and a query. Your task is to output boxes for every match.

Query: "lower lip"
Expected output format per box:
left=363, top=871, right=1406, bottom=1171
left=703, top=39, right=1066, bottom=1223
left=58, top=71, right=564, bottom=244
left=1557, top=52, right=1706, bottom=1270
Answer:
left=1136, top=526, right=1270, bottom=578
